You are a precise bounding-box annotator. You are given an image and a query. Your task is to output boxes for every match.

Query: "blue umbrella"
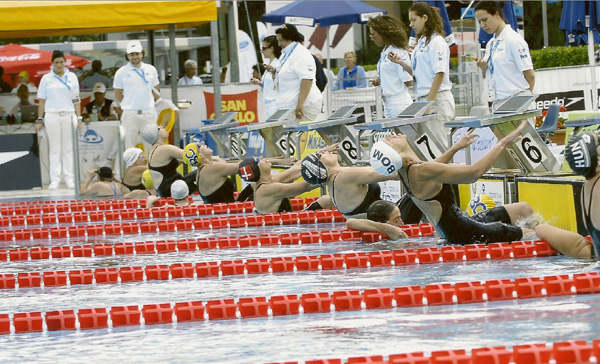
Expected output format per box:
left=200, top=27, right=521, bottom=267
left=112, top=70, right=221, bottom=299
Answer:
left=560, top=0, right=600, bottom=46
left=478, top=1, right=518, bottom=47
left=260, top=1, right=386, bottom=27
left=409, top=1, right=455, bottom=46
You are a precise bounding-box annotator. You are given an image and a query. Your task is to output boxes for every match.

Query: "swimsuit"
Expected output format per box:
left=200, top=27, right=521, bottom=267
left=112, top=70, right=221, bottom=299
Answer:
left=149, top=146, right=197, bottom=197
left=122, top=169, right=147, bottom=192
left=330, top=174, right=381, bottom=216
left=197, top=165, right=236, bottom=204
left=399, top=162, right=522, bottom=245
left=583, top=177, right=600, bottom=259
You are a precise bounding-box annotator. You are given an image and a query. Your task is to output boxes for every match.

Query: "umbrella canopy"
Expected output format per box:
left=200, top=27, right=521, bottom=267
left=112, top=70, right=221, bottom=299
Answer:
left=560, top=0, right=600, bottom=46
left=409, top=1, right=455, bottom=47
left=0, top=44, right=90, bottom=88
left=260, top=1, right=386, bottom=27
left=478, top=1, right=518, bottom=47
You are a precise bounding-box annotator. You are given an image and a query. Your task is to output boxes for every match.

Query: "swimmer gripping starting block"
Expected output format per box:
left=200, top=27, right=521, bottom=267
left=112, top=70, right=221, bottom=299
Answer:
left=185, top=112, right=239, bottom=158
left=283, top=105, right=362, bottom=165
left=354, top=101, right=446, bottom=162
left=445, top=95, right=559, bottom=173
left=227, top=109, right=297, bottom=159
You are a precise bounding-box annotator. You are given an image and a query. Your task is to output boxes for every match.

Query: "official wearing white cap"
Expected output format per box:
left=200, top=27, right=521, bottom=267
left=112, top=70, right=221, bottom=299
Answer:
left=113, top=40, right=159, bottom=152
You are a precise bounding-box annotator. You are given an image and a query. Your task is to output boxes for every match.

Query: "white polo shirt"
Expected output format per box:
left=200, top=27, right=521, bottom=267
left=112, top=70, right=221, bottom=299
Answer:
left=378, top=45, right=413, bottom=98
left=275, top=42, right=321, bottom=109
left=37, top=69, right=80, bottom=112
left=177, top=75, right=203, bottom=86
left=113, top=62, right=159, bottom=111
left=483, top=25, right=533, bottom=101
left=262, top=58, right=280, bottom=105
left=412, top=33, right=452, bottom=98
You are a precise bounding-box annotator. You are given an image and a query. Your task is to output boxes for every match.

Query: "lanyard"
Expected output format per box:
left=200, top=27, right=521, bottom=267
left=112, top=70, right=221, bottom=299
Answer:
left=343, top=67, right=357, bottom=89
left=412, top=38, right=425, bottom=74
left=277, top=42, right=299, bottom=73
left=53, top=73, right=71, bottom=90
left=488, top=39, right=501, bottom=75
left=377, top=47, right=388, bottom=78
left=132, top=66, right=148, bottom=84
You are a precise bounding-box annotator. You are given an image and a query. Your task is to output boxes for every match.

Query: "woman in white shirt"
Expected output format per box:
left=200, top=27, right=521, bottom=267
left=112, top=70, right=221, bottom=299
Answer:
left=273, top=24, right=322, bottom=121
left=474, top=1, right=535, bottom=111
left=409, top=2, right=455, bottom=146
left=251, top=35, right=281, bottom=118
left=35, top=50, right=82, bottom=190
left=368, top=15, right=414, bottom=118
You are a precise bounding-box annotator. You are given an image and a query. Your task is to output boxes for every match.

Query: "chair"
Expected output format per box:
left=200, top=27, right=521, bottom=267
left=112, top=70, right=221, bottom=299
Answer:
left=536, top=104, right=560, bottom=143
left=158, top=108, right=176, bottom=145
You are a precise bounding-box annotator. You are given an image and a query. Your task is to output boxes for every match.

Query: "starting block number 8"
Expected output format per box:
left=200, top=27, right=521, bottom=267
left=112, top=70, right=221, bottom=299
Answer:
left=340, top=136, right=358, bottom=163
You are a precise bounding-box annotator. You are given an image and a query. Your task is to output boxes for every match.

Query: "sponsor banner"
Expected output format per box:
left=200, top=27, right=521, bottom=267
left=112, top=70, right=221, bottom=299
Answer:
left=535, top=90, right=585, bottom=111
left=204, top=89, right=259, bottom=124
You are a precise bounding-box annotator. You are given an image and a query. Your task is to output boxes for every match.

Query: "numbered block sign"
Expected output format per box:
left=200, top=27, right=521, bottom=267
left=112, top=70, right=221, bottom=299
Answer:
left=340, top=136, right=359, bottom=163
left=414, top=132, right=443, bottom=161
left=514, top=131, right=546, bottom=169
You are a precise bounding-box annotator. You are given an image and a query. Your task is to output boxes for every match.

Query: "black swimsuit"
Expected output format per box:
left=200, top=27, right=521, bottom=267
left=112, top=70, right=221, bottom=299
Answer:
left=583, top=177, right=600, bottom=259
left=255, top=183, right=292, bottom=213
left=149, top=146, right=197, bottom=197
left=197, top=165, right=236, bottom=204
left=330, top=174, right=381, bottom=217
left=399, top=162, right=522, bottom=245
left=122, top=169, right=147, bottom=192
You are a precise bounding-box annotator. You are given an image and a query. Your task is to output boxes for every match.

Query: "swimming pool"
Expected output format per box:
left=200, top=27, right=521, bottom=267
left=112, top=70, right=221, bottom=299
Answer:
left=0, top=199, right=599, bottom=364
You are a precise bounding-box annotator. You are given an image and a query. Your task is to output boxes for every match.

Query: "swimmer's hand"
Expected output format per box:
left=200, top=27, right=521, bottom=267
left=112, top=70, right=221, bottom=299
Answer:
left=500, top=121, right=527, bottom=146
left=320, top=143, right=339, bottom=153
left=455, top=133, right=479, bottom=150
left=385, top=225, right=408, bottom=240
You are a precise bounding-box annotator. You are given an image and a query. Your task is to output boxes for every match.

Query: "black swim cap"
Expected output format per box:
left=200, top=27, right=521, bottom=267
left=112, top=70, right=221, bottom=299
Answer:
left=98, top=167, right=113, bottom=180
left=565, top=133, right=599, bottom=179
left=301, top=153, right=328, bottom=185
left=238, top=157, right=261, bottom=182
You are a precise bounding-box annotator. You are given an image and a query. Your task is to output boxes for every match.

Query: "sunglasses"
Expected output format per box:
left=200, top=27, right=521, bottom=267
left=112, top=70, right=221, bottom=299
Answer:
left=261, top=46, right=271, bottom=51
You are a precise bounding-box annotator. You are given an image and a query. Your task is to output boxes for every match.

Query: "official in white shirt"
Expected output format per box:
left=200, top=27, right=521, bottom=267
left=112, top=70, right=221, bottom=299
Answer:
left=251, top=35, right=282, bottom=118
left=113, top=40, right=160, bottom=152
left=409, top=2, right=455, bottom=146
left=274, top=24, right=322, bottom=121
left=368, top=15, right=414, bottom=118
left=474, top=1, right=535, bottom=111
left=177, top=59, right=204, bottom=86
left=35, top=50, right=82, bottom=190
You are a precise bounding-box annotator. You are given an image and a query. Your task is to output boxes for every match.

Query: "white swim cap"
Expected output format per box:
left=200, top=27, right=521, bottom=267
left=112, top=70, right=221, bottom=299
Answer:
left=141, top=124, right=159, bottom=145
left=123, top=147, right=144, bottom=167
left=370, top=140, right=403, bottom=176
left=170, top=180, right=189, bottom=200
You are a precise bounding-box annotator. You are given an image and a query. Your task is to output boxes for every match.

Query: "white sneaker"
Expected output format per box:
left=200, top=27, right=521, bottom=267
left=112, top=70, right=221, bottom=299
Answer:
left=66, top=181, right=75, bottom=189
left=48, top=182, right=60, bottom=190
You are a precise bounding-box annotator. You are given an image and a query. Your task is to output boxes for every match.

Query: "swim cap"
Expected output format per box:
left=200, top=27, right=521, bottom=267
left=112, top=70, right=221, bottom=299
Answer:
left=183, top=143, right=201, bottom=167
left=141, top=124, right=159, bottom=145
left=123, top=147, right=144, bottom=167
left=238, top=158, right=260, bottom=182
left=370, top=140, right=403, bottom=176
left=565, top=133, right=599, bottom=179
left=98, top=167, right=113, bottom=180
left=170, top=180, right=189, bottom=200
left=301, top=154, right=328, bottom=185
left=141, top=169, right=154, bottom=188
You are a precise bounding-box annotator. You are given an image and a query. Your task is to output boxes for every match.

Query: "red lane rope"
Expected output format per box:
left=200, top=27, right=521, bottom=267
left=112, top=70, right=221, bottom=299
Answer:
left=0, top=239, right=556, bottom=291
left=0, top=223, right=430, bottom=262
left=270, top=338, right=600, bottom=364
left=0, top=208, right=347, bottom=242
left=1, top=272, right=598, bottom=335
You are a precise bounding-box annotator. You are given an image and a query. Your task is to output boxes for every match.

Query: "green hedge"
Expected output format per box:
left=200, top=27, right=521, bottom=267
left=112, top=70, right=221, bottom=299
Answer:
left=531, top=46, right=591, bottom=69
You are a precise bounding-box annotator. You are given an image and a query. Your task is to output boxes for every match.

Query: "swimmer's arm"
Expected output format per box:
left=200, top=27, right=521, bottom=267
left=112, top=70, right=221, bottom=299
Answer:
left=206, top=160, right=241, bottom=176
left=346, top=219, right=408, bottom=239
left=423, top=121, right=527, bottom=184
left=272, top=159, right=302, bottom=183
left=266, top=181, right=315, bottom=199
left=434, top=133, right=478, bottom=164
left=146, top=195, right=161, bottom=209
left=534, top=224, right=593, bottom=259
left=79, top=172, right=97, bottom=195
left=340, top=166, right=399, bottom=184
left=163, top=144, right=186, bottom=161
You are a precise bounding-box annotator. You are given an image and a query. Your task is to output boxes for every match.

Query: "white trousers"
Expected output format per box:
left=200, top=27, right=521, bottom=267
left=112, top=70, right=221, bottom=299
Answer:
left=418, top=90, right=455, bottom=148
left=45, top=112, right=75, bottom=184
left=383, top=93, right=413, bottom=118
left=122, top=109, right=158, bottom=152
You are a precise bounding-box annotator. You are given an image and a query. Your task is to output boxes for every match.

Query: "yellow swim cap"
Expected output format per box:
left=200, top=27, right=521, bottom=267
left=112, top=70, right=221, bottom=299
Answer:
left=467, top=194, right=496, bottom=216
left=183, top=142, right=201, bottom=167
left=141, top=169, right=154, bottom=188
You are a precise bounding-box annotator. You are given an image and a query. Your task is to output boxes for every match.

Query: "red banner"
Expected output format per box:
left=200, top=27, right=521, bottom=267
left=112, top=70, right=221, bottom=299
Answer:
left=203, top=90, right=259, bottom=124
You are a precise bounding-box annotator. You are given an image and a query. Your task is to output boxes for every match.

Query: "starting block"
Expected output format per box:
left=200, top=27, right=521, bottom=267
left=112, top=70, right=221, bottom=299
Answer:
left=184, top=111, right=239, bottom=158
left=355, top=101, right=446, bottom=162
left=445, top=95, right=559, bottom=173
left=227, top=109, right=297, bottom=158
left=284, top=105, right=362, bottom=164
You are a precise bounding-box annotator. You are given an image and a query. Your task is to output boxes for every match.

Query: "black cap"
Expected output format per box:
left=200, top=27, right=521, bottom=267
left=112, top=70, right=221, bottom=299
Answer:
left=98, top=167, right=113, bottom=180
left=565, top=133, right=599, bottom=179
left=238, top=158, right=261, bottom=182
left=301, top=153, right=328, bottom=185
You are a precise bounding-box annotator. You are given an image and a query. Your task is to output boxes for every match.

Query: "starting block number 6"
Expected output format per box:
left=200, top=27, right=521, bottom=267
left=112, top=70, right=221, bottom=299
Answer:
left=514, top=131, right=545, bottom=168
